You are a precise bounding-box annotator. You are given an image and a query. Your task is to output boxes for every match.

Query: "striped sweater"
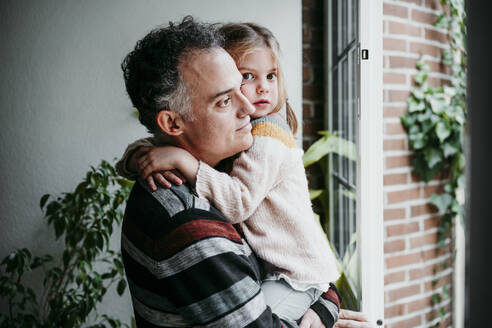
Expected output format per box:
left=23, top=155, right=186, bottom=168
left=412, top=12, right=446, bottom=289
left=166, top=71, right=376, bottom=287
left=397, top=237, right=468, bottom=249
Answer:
left=121, top=179, right=341, bottom=327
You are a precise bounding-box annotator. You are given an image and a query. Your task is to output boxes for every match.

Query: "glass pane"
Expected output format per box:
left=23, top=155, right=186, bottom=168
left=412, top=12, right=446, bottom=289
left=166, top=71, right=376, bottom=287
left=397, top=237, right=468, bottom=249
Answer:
left=332, top=0, right=339, bottom=59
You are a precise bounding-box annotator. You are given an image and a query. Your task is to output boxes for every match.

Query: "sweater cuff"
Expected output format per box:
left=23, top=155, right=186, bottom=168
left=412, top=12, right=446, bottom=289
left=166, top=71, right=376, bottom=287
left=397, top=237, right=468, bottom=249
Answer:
left=195, top=161, right=215, bottom=200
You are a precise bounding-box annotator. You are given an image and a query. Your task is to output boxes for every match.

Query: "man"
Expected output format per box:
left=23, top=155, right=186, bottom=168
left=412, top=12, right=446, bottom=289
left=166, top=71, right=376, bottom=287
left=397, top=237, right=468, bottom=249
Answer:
left=120, top=16, right=371, bottom=328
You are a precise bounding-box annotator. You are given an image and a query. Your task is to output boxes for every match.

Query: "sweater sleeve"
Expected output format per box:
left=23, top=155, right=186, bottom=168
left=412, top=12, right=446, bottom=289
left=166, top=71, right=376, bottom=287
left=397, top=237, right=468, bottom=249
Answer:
left=115, top=137, right=155, bottom=179
left=195, top=137, right=287, bottom=224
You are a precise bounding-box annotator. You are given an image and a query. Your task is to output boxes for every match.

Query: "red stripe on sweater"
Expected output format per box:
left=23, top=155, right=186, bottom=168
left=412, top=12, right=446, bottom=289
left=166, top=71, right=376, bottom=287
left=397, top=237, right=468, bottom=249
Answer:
left=162, top=219, right=243, bottom=258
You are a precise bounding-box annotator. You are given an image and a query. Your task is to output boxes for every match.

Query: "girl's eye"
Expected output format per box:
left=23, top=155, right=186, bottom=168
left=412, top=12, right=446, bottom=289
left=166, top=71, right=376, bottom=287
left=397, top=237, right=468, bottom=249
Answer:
left=218, top=96, right=232, bottom=108
left=242, top=73, right=254, bottom=81
left=267, top=73, right=277, bottom=80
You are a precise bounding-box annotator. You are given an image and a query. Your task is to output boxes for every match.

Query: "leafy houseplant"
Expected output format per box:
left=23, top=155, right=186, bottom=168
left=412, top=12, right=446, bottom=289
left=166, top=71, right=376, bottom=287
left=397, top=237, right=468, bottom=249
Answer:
left=0, top=160, right=134, bottom=328
left=302, top=131, right=359, bottom=310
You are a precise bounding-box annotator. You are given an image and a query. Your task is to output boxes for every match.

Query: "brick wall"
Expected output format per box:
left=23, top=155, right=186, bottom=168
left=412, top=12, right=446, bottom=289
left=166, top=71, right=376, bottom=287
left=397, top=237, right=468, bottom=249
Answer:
left=382, top=1, right=452, bottom=327
left=302, top=0, right=326, bottom=191
left=302, top=0, right=454, bottom=327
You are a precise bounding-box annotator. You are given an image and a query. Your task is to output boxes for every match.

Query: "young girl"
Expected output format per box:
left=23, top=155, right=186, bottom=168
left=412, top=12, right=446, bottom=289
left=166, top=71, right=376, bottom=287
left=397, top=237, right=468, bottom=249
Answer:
left=116, top=23, right=341, bottom=324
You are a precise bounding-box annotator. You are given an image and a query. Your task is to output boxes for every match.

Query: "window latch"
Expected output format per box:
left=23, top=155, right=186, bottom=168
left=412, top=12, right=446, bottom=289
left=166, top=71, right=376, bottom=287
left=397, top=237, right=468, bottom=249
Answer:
left=361, top=49, right=369, bottom=60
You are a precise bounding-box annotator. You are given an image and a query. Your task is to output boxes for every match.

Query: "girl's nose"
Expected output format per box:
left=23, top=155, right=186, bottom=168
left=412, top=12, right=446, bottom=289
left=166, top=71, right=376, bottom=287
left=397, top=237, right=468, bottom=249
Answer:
left=256, top=79, right=269, bottom=94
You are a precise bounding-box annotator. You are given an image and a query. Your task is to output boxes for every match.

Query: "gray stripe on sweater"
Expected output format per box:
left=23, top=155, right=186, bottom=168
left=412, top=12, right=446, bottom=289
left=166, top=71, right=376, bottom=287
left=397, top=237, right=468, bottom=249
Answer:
left=121, top=233, right=252, bottom=279
left=180, top=276, right=261, bottom=323
left=132, top=296, right=191, bottom=327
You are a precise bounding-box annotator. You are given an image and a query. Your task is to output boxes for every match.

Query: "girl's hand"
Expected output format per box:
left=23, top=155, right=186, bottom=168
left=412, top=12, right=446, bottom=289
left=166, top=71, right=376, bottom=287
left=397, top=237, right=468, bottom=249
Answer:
left=145, top=170, right=187, bottom=191
left=132, top=146, right=189, bottom=191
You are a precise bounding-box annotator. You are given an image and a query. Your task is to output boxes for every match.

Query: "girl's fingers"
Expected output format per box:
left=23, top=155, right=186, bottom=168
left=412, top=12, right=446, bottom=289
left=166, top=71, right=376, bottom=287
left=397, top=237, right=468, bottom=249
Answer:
left=170, top=169, right=187, bottom=183
left=163, top=171, right=184, bottom=185
left=154, top=173, right=172, bottom=188
left=146, top=175, right=157, bottom=192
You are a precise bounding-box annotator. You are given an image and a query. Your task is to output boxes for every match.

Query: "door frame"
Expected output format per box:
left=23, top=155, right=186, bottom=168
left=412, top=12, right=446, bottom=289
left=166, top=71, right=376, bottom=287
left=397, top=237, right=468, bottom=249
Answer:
left=357, top=0, right=384, bottom=325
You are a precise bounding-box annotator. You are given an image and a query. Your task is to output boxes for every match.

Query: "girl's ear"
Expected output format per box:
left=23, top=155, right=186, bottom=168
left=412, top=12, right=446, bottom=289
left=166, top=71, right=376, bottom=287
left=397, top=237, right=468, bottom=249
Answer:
left=156, top=110, right=185, bottom=136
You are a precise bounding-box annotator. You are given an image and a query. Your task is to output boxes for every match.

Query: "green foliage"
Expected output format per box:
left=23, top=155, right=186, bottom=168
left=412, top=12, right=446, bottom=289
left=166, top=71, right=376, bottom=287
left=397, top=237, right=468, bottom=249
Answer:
left=0, top=160, right=134, bottom=328
left=401, top=0, right=466, bottom=325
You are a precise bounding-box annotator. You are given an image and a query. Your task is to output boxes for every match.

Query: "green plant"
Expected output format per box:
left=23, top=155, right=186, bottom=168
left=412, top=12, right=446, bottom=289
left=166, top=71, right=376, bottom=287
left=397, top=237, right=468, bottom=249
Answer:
left=303, top=131, right=359, bottom=310
left=400, top=0, right=466, bottom=325
left=0, top=160, right=135, bottom=328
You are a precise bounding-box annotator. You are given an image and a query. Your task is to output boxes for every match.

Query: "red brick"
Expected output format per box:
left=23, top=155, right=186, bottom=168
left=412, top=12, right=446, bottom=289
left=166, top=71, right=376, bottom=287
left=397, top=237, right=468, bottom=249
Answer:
left=386, top=252, right=421, bottom=269
left=407, top=295, right=432, bottom=313
left=387, top=187, right=420, bottom=204
left=384, top=173, right=408, bottom=185
left=410, top=41, right=442, bottom=57
left=387, top=284, right=421, bottom=302
left=427, top=76, right=450, bottom=87
left=383, top=106, right=407, bottom=118
left=425, top=0, right=445, bottom=11
left=411, top=203, right=438, bottom=217
left=384, top=37, right=407, bottom=51
left=303, top=66, right=312, bottom=83
left=424, top=184, right=445, bottom=197
left=303, top=84, right=324, bottom=99
left=411, top=8, right=439, bottom=24
left=401, top=0, right=422, bottom=5
left=424, top=216, right=440, bottom=230
left=424, top=273, right=452, bottom=292
left=388, top=21, right=422, bottom=37
left=384, top=138, right=407, bottom=151
left=384, top=208, right=406, bottom=220
left=387, top=222, right=419, bottom=237
left=385, top=121, right=406, bottom=134
left=303, top=103, right=313, bottom=118
left=425, top=28, right=448, bottom=43
left=409, top=259, right=451, bottom=280
left=384, top=3, right=409, bottom=18
left=385, top=303, right=405, bottom=318
left=384, top=72, right=407, bottom=84
left=386, top=155, right=412, bottom=169
left=385, top=270, right=406, bottom=284
left=427, top=59, right=452, bottom=75
left=422, top=247, right=448, bottom=262
left=410, top=231, right=438, bottom=248
left=385, top=239, right=406, bottom=253
left=389, top=56, right=419, bottom=69
left=388, top=90, right=411, bottom=103
left=302, top=120, right=324, bottom=135
left=388, top=315, right=422, bottom=328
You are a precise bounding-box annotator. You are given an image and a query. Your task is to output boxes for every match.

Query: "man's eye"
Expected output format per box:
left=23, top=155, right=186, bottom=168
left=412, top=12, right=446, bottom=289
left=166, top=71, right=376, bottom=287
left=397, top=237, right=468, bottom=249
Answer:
left=242, top=73, right=254, bottom=81
left=267, top=73, right=277, bottom=80
left=218, top=96, right=231, bottom=108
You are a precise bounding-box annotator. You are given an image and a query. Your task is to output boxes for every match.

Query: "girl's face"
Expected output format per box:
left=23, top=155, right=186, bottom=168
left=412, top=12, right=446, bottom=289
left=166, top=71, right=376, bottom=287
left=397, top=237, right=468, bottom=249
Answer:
left=236, top=48, right=279, bottom=119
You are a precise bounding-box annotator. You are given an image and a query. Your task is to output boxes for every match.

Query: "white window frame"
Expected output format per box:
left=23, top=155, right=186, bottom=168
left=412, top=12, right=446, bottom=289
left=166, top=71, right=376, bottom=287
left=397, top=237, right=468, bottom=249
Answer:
left=357, top=0, right=384, bottom=325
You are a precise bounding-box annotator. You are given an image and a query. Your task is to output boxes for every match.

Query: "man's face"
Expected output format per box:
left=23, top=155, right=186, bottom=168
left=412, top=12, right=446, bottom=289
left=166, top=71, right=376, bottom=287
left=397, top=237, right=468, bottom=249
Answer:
left=178, top=48, right=255, bottom=167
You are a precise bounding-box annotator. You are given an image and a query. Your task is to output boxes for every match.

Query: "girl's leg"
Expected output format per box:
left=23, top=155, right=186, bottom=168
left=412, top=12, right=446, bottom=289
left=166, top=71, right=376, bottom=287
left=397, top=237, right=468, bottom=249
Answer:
left=260, top=279, right=322, bottom=322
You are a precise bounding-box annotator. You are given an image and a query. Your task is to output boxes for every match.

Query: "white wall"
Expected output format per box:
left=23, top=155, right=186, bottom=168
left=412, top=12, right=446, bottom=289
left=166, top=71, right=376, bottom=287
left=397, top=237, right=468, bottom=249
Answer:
left=0, top=0, right=301, bottom=323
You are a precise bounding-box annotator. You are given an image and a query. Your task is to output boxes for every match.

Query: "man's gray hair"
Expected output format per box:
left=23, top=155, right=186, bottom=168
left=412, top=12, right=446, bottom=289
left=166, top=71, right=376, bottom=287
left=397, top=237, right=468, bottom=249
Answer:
left=121, top=16, right=223, bottom=134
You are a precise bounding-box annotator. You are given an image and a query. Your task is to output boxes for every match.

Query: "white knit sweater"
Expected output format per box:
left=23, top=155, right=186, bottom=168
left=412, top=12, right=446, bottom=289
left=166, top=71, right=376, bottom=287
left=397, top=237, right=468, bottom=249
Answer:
left=195, top=115, right=340, bottom=291
left=115, top=115, right=340, bottom=291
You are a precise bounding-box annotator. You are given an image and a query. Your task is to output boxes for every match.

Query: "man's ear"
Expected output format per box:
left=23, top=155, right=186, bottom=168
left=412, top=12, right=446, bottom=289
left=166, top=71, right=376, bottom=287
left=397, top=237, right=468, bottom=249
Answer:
left=156, top=110, right=185, bottom=136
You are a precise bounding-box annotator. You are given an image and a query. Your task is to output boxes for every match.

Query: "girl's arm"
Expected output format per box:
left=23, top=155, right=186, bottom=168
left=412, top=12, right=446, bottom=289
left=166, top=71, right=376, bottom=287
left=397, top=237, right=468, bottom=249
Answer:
left=116, top=137, right=155, bottom=179
left=195, top=137, right=287, bottom=224
left=116, top=138, right=188, bottom=190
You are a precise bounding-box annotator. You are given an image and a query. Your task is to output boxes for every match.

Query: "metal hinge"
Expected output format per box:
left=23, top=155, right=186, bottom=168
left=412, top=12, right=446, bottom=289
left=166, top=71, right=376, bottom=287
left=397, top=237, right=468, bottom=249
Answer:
left=361, top=49, right=369, bottom=60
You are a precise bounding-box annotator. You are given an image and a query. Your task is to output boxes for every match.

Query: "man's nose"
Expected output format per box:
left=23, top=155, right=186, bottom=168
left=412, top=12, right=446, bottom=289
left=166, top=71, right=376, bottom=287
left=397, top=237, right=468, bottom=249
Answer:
left=238, top=92, right=255, bottom=116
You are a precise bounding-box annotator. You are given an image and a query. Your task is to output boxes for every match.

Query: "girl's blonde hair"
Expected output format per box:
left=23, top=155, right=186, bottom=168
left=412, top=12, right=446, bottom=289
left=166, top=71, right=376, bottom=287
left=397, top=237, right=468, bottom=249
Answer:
left=218, top=23, right=298, bottom=134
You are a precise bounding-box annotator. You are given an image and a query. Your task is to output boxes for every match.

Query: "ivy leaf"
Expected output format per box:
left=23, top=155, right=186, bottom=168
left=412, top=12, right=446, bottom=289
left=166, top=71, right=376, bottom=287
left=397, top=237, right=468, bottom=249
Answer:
left=435, top=121, right=451, bottom=142
left=431, top=193, right=453, bottom=213
left=412, top=88, right=425, bottom=100
left=442, top=142, right=458, bottom=158
left=429, top=97, right=446, bottom=115
left=414, top=71, right=428, bottom=85
left=409, top=132, right=428, bottom=150
left=408, top=97, right=425, bottom=112
left=424, top=147, right=442, bottom=169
